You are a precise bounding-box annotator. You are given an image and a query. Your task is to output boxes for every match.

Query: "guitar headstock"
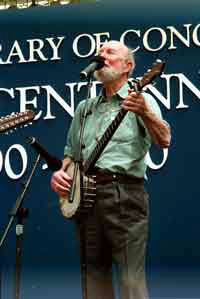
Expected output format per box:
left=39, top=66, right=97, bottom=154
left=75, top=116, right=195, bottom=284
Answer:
left=137, top=59, right=166, bottom=91
left=0, top=110, right=35, bottom=134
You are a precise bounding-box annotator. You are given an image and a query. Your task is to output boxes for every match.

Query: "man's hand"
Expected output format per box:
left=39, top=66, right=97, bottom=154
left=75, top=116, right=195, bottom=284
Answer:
left=122, top=90, right=149, bottom=116
left=51, top=169, right=72, bottom=197
left=122, top=89, right=171, bottom=148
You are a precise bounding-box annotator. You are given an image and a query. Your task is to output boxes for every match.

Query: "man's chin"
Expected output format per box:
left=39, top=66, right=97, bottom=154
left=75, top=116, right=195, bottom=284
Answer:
left=94, top=67, right=119, bottom=83
left=96, top=76, right=113, bottom=83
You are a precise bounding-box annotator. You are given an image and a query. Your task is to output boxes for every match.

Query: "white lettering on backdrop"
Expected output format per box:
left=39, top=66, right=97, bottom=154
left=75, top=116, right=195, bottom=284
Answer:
left=0, top=23, right=200, bottom=178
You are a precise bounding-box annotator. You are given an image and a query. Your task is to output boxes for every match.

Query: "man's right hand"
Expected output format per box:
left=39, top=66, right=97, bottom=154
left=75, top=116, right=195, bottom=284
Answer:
left=51, top=169, right=72, bottom=197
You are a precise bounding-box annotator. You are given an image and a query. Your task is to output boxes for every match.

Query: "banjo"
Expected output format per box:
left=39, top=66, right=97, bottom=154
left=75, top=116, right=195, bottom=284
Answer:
left=59, top=59, right=165, bottom=219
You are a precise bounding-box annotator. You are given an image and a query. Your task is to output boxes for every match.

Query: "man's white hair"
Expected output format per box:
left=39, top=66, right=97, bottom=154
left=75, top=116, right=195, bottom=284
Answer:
left=125, top=47, right=135, bottom=78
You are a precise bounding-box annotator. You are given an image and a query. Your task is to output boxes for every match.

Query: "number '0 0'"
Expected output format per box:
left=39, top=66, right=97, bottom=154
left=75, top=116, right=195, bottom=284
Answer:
left=0, top=144, right=27, bottom=179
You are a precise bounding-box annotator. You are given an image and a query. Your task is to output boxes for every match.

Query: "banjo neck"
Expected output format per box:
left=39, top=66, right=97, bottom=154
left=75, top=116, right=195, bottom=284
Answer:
left=83, top=107, right=127, bottom=174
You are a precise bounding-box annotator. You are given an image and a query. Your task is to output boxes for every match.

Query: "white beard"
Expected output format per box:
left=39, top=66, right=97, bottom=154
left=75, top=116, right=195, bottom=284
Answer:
left=94, top=66, right=122, bottom=83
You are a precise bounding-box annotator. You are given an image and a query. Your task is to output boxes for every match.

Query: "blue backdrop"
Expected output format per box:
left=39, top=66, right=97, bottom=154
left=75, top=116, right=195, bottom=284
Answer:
left=0, top=0, right=200, bottom=298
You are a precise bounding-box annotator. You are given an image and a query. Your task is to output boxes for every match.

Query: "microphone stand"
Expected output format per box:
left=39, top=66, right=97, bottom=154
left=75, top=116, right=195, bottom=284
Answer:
left=68, top=74, right=93, bottom=204
left=68, top=74, right=94, bottom=299
left=0, top=154, right=41, bottom=299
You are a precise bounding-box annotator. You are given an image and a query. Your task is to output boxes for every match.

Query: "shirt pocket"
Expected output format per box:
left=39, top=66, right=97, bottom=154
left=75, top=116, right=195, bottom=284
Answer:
left=111, top=112, right=139, bottom=143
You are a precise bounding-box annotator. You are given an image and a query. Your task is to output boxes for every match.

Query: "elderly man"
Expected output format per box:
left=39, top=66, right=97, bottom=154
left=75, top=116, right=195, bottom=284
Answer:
left=51, top=40, right=171, bottom=299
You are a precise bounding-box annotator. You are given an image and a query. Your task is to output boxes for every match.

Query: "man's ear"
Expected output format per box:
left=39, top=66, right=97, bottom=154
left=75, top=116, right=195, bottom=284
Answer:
left=125, top=61, right=134, bottom=76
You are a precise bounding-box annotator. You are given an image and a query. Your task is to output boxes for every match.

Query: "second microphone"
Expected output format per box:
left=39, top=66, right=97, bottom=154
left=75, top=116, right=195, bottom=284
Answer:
left=26, top=136, right=62, bottom=171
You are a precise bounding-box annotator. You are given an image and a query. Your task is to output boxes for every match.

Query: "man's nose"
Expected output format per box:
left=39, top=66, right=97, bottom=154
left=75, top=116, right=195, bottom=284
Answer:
left=99, top=53, right=108, bottom=65
left=99, top=51, right=106, bottom=59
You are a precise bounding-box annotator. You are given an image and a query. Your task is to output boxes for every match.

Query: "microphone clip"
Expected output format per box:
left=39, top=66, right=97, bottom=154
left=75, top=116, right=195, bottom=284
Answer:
left=80, top=56, right=105, bottom=80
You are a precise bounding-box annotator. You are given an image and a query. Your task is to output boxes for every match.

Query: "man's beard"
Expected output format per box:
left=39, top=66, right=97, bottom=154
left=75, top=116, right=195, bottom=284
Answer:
left=94, top=65, right=122, bottom=83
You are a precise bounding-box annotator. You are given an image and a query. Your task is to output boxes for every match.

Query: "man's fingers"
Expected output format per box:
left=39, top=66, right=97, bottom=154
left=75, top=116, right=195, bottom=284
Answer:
left=51, top=170, right=72, bottom=195
left=56, top=172, right=72, bottom=186
left=54, top=181, right=70, bottom=194
left=122, top=100, right=140, bottom=109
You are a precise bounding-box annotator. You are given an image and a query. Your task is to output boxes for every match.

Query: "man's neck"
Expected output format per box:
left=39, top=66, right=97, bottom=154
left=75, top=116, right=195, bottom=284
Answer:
left=103, top=77, right=127, bottom=99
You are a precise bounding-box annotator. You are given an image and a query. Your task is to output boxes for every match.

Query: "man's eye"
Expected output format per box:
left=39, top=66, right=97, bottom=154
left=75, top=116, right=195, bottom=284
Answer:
left=108, top=50, right=115, bottom=54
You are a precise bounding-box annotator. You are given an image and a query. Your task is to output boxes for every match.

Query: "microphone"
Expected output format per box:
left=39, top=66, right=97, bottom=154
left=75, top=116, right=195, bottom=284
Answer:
left=80, top=56, right=105, bottom=79
left=26, top=136, right=62, bottom=171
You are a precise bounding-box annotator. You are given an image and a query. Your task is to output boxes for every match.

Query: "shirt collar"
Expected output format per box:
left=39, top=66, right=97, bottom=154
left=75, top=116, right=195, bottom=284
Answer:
left=117, top=82, right=130, bottom=99
left=97, top=82, right=130, bottom=104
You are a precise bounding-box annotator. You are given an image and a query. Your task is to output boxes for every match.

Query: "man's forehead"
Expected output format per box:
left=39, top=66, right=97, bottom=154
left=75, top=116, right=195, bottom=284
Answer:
left=100, top=41, right=127, bottom=52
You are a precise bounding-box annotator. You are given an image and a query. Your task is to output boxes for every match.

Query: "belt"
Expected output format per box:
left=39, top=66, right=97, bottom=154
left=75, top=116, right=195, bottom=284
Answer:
left=91, top=169, right=144, bottom=185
